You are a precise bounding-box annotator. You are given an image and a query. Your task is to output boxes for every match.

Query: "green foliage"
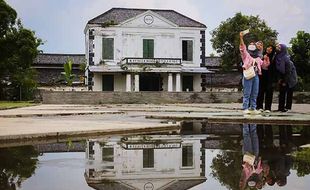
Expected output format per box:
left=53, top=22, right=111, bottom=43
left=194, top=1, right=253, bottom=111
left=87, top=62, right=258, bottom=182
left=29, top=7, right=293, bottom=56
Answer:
left=210, top=12, right=278, bottom=71
left=292, top=148, right=310, bottom=177
left=0, top=0, right=42, bottom=100
left=79, top=60, right=86, bottom=72
left=0, top=0, right=17, bottom=36
left=210, top=136, right=243, bottom=190
left=101, top=20, right=117, bottom=28
left=62, top=58, right=75, bottom=86
left=0, top=146, right=39, bottom=189
left=289, top=31, right=310, bottom=91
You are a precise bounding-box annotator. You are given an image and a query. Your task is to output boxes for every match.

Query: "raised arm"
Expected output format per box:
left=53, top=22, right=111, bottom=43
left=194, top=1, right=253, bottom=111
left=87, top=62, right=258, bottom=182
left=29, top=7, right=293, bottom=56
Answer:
left=240, top=32, right=245, bottom=46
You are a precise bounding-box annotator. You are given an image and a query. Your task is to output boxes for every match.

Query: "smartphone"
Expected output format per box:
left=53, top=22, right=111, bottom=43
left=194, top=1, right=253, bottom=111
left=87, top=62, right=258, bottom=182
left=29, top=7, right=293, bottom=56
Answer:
left=241, top=29, right=250, bottom=35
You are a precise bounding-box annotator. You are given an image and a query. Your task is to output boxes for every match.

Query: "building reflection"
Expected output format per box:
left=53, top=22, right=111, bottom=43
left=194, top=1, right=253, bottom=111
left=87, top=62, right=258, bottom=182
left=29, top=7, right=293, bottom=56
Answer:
left=85, top=133, right=207, bottom=190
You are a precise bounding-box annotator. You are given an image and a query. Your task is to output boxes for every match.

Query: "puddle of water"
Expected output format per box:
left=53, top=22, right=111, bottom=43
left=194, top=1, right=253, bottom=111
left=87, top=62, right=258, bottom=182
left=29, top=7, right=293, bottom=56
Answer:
left=1, top=123, right=310, bottom=190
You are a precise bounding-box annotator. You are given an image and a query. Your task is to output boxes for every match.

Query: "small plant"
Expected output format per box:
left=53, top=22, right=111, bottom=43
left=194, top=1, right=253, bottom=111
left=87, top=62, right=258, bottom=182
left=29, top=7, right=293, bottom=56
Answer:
left=99, top=59, right=106, bottom=65
left=154, top=61, right=161, bottom=67
left=62, top=58, right=76, bottom=86
left=101, top=20, right=117, bottom=28
left=120, top=64, right=128, bottom=71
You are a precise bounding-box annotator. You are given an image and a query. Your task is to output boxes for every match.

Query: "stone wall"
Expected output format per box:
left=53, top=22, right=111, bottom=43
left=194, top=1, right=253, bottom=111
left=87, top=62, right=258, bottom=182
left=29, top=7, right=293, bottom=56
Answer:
left=40, top=91, right=310, bottom=104
left=41, top=91, right=242, bottom=104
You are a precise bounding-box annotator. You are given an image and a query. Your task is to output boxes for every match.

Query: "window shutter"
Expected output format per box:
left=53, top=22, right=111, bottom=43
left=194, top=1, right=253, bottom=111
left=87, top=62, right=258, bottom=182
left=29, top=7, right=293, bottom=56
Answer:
left=143, top=39, right=148, bottom=58
left=149, top=39, right=154, bottom=58
left=102, top=38, right=114, bottom=59
left=143, top=39, right=154, bottom=58
left=187, top=40, right=193, bottom=61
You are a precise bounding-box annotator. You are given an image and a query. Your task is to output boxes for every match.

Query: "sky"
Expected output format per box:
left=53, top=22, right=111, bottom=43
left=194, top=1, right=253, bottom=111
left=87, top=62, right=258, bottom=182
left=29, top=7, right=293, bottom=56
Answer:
left=6, top=0, right=310, bottom=55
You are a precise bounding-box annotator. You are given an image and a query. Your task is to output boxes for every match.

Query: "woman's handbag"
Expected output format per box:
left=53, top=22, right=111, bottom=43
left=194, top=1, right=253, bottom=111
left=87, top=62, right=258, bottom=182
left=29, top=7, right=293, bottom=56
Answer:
left=243, top=59, right=256, bottom=80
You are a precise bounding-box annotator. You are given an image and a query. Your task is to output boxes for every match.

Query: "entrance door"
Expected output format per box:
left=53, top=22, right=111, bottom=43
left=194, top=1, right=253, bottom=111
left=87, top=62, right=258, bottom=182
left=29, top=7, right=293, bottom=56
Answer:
left=139, top=73, right=162, bottom=91
left=102, top=75, right=114, bottom=91
left=182, top=76, right=193, bottom=91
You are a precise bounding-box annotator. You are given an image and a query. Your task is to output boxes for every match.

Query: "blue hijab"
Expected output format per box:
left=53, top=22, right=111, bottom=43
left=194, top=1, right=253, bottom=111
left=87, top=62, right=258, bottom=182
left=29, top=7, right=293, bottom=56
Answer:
left=275, top=44, right=290, bottom=74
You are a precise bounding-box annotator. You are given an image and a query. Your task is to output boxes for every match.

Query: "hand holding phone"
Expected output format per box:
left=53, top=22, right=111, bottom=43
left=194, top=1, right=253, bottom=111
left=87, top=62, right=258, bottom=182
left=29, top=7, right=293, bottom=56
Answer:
left=241, top=29, right=250, bottom=35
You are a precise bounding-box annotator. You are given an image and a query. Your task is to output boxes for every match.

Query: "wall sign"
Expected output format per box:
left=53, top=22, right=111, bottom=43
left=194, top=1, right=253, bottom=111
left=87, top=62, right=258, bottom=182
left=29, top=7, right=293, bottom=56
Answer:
left=144, top=15, right=154, bottom=25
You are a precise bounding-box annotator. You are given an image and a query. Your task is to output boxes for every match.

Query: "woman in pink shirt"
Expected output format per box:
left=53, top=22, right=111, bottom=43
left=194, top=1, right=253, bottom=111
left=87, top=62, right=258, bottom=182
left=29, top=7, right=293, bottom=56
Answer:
left=240, top=32, right=270, bottom=114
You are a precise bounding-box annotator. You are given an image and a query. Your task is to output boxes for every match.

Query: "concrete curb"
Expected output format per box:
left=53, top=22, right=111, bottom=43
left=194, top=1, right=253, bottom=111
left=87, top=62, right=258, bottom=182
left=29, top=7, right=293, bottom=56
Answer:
left=0, top=111, right=124, bottom=118
left=0, top=124, right=180, bottom=146
left=146, top=113, right=310, bottom=125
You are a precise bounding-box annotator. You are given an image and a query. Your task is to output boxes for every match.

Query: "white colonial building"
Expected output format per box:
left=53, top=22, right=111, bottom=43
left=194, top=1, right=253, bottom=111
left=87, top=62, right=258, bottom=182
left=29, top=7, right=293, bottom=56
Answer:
left=85, top=134, right=207, bottom=190
left=85, top=8, right=209, bottom=92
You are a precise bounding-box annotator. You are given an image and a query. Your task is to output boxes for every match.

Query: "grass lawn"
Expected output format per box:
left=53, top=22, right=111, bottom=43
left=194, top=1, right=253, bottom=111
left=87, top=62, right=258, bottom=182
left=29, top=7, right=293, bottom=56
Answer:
left=0, top=101, right=36, bottom=110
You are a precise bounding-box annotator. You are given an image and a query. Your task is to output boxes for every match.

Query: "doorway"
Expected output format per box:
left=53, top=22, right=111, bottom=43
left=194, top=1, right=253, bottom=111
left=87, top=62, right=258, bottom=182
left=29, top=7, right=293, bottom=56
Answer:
left=182, top=75, right=193, bottom=91
left=102, top=75, right=114, bottom=91
left=139, top=73, right=162, bottom=91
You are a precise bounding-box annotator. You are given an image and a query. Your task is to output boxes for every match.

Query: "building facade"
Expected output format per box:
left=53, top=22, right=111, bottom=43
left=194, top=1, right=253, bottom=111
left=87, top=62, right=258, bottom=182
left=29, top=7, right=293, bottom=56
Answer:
left=85, top=8, right=210, bottom=92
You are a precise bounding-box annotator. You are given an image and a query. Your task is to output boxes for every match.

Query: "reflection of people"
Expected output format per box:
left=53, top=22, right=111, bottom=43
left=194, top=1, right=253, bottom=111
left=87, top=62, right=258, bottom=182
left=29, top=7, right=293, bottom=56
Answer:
left=242, top=124, right=259, bottom=157
left=257, top=125, right=294, bottom=188
left=257, top=125, right=274, bottom=149
left=240, top=124, right=262, bottom=189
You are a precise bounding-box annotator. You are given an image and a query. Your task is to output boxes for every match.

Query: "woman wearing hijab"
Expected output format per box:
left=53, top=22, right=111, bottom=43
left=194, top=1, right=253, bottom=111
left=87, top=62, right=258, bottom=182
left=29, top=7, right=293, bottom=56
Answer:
left=257, top=45, right=277, bottom=112
left=240, top=32, right=270, bottom=114
left=275, top=44, right=297, bottom=112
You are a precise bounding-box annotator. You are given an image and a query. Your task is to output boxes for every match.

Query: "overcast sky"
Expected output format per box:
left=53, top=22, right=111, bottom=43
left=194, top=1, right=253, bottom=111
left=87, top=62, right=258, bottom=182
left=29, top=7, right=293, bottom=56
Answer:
left=6, top=0, right=310, bottom=55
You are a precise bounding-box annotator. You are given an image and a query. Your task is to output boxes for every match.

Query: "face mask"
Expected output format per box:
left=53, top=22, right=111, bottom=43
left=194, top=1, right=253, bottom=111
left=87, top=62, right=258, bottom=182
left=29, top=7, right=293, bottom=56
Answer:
left=248, top=44, right=256, bottom=51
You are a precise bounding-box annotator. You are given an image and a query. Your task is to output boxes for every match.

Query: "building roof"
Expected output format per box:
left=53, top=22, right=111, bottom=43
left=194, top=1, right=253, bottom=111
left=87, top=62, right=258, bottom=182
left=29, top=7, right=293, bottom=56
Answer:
left=88, top=8, right=206, bottom=28
left=33, top=53, right=85, bottom=65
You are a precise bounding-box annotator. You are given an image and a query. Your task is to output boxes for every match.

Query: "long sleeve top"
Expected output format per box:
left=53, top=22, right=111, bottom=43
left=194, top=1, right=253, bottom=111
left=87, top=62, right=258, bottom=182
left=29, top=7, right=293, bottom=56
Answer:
left=240, top=44, right=269, bottom=75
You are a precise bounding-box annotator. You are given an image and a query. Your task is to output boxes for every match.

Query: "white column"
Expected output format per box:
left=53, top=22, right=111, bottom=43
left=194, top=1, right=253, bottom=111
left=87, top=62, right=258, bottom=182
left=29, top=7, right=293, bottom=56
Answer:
left=176, top=73, right=181, bottom=92
left=168, top=73, right=173, bottom=92
left=126, top=73, right=131, bottom=92
left=134, top=74, right=139, bottom=92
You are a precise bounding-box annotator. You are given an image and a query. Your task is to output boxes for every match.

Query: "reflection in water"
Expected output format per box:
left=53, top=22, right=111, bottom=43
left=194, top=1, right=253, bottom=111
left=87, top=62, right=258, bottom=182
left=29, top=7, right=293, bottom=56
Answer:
left=85, top=134, right=207, bottom=190
left=0, top=146, right=39, bottom=190
left=239, top=124, right=306, bottom=189
left=0, top=123, right=310, bottom=190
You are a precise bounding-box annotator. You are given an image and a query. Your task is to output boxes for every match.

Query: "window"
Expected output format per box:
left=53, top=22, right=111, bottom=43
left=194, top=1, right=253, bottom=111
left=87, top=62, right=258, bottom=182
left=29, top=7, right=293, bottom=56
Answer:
left=182, top=40, right=193, bottom=61
left=102, top=147, right=114, bottom=169
left=143, top=148, right=154, bottom=168
left=102, top=38, right=114, bottom=59
left=88, top=141, right=94, bottom=160
left=102, top=147, right=114, bottom=162
left=143, top=39, right=154, bottom=58
left=182, top=145, right=193, bottom=167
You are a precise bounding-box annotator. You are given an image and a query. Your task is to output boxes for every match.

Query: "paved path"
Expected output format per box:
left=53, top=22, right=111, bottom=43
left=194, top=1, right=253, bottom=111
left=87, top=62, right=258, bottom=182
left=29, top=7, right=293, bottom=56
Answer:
left=0, top=104, right=309, bottom=143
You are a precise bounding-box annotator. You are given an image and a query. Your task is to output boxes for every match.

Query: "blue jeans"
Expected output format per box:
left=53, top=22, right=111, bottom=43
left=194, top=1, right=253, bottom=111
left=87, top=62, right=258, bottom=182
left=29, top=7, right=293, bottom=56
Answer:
left=243, top=75, right=259, bottom=110
left=242, top=124, right=259, bottom=157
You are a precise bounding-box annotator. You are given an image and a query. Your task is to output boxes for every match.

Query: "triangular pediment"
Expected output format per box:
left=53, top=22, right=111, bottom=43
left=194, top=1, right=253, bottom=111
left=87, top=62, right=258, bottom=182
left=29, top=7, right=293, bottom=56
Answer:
left=119, top=10, right=178, bottom=28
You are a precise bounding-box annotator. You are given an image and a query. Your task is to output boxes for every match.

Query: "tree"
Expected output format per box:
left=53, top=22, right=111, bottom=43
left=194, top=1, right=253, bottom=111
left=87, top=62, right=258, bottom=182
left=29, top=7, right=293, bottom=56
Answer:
left=290, top=31, right=310, bottom=91
left=210, top=12, right=278, bottom=71
left=0, top=0, right=16, bottom=37
left=0, top=0, right=41, bottom=100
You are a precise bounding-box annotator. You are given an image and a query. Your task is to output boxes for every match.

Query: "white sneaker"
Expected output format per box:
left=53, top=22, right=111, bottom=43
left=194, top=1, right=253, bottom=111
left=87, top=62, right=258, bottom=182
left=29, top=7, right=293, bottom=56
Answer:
left=258, top=109, right=264, bottom=112
left=251, top=109, right=261, bottom=115
left=243, top=109, right=251, bottom=114
left=264, top=110, right=271, bottom=113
